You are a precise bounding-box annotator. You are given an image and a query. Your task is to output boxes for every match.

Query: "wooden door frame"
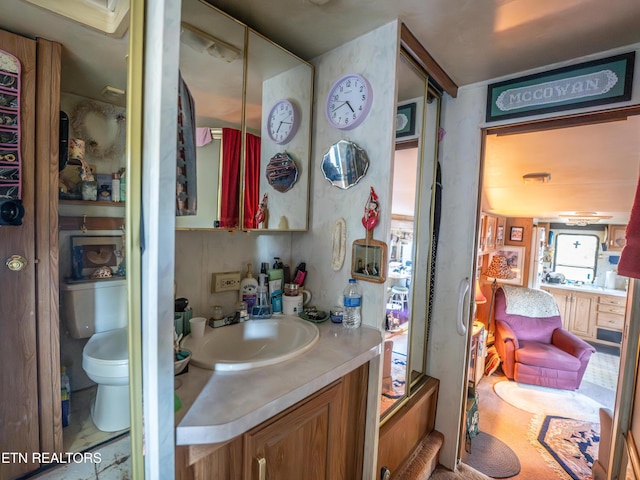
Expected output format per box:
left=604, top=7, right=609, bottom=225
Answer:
left=35, top=37, right=63, bottom=455
left=478, top=103, right=640, bottom=479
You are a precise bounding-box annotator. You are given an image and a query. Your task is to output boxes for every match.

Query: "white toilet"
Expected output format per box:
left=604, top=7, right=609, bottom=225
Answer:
left=60, top=279, right=129, bottom=432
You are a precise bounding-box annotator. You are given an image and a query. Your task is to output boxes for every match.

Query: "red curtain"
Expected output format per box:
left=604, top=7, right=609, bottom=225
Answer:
left=244, top=133, right=261, bottom=229
left=220, top=128, right=241, bottom=228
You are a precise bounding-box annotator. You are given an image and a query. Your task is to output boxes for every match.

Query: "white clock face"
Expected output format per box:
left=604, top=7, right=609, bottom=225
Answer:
left=268, top=100, right=298, bottom=144
left=326, top=74, right=373, bottom=130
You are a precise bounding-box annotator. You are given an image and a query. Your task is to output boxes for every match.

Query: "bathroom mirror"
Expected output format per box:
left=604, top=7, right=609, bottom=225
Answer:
left=176, top=0, right=246, bottom=230
left=242, top=29, right=313, bottom=230
left=321, top=140, right=369, bottom=190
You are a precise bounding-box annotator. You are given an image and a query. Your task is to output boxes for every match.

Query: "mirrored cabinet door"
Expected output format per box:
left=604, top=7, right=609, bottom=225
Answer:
left=176, top=0, right=246, bottom=230
left=381, top=50, right=441, bottom=420
left=242, top=30, right=313, bottom=231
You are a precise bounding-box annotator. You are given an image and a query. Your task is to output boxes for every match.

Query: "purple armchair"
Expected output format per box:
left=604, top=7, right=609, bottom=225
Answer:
left=494, top=287, right=596, bottom=390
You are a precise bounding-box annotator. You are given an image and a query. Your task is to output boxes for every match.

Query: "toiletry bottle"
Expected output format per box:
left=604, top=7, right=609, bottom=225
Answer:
left=268, top=258, right=284, bottom=314
left=293, top=262, right=307, bottom=286
left=239, top=263, right=258, bottom=311
left=61, top=366, right=71, bottom=427
left=111, top=172, right=120, bottom=202
left=119, top=168, right=126, bottom=202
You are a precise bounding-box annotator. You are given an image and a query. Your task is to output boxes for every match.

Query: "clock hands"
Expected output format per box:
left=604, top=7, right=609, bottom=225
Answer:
left=275, top=120, right=292, bottom=133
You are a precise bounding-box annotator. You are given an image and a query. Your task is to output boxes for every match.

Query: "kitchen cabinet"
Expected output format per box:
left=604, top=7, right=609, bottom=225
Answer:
left=176, top=364, right=367, bottom=480
left=607, top=224, right=628, bottom=251
left=542, top=288, right=571, bottom=330
left=540, top=287, right=596, bottom=339
left=540, top=287, right=626, bottom=343
left=595, top=294, right=627, bottom=346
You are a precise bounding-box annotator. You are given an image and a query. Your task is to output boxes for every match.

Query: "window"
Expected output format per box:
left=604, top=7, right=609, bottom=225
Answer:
left=553, top=233, right=599, bottom=282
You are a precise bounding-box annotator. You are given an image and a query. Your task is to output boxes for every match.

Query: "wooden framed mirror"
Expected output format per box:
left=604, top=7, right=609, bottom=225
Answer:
left=351, top=231, right=387, bottom=283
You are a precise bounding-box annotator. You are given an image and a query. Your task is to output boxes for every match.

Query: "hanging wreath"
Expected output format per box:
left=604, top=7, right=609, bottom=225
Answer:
left=71, top=100, right=126, bottom=160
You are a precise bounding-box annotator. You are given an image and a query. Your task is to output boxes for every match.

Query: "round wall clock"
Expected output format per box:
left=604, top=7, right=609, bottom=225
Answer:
left=325, top=73, right=373, bottom=130
left=267, top=99, right=299, bottom=144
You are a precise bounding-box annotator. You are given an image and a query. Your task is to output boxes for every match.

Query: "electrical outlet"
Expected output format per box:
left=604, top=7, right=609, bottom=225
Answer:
left=211, top=271, right=241, bottom=293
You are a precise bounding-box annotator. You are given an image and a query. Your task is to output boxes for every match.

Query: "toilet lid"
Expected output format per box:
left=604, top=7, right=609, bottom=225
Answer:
left=84, top=328, right=128, bottom=364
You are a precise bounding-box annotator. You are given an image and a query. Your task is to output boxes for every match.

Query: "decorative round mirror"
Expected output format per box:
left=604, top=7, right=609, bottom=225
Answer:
left=321, top=140, right=369, bottom=189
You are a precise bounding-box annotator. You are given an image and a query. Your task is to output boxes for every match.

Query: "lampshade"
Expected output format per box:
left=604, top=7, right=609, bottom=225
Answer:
left=486, top=255, right=516, bottom=280
left=475, top=279, right=487, bottom=304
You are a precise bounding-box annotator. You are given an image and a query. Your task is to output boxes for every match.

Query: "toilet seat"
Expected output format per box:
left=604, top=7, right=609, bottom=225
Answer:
left=84, top=327, right=128, bottom=363
left=83, top=327, right=129, bottom=382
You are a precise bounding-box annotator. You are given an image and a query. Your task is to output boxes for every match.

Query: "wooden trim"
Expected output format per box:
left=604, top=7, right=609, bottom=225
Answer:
left=377, top=376, right=439, bottom=474
left=400, top=23, right=458, bottom=98
left=35, top=37, right=63, bottom=455
left=396, top=138, right=419, bottom=151
left=485, top=104, right=640, bottom=136
left=59, top=215, right=126, bottom=231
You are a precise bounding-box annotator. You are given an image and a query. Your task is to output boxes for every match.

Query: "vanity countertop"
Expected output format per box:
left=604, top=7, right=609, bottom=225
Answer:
left=538, top=282, right=627, bottom=297
left=174, top=318, right=382, bottom=446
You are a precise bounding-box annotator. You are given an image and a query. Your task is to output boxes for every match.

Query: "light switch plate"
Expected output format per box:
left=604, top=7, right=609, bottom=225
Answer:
left=212, top=271, right=241, bottom=292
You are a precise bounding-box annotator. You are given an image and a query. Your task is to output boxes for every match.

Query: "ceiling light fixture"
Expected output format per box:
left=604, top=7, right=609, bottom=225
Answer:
left=522, top=172, right=551, bottom=184
left=180, top=22, right=241, bottom=63
left=560, top=212, right=613, bottom=226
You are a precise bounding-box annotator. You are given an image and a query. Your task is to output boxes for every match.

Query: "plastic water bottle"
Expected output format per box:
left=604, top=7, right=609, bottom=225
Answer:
left=343, top=278, right=362, bottom=328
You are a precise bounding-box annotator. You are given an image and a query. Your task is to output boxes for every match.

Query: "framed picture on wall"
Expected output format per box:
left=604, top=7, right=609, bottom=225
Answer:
left=496, top=217, right=506, bottom=246
left=396, top=97, right=422, bottom=142
left=488, top=246, right=525, bottom=286
left=510, top=226, right=524, bottom=242
left=485, top=216, right=497, bottom=250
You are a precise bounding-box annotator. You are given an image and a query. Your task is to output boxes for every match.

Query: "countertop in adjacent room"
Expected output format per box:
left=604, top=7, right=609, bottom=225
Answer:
left=538, top=282, right=627, bottom=297
left=174, top=319, right=382, bottom=445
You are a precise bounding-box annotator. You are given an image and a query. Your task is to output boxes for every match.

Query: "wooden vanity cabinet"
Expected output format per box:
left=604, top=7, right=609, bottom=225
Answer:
left=176, top=363, right=368, bottom=480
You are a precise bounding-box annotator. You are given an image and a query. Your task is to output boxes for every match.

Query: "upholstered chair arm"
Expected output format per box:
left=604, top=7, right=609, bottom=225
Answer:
left=495, top=320, right=519, bottom=349
left=552, top=328, right=596, bottom=360
left=494, top=320, right=518, bottom=380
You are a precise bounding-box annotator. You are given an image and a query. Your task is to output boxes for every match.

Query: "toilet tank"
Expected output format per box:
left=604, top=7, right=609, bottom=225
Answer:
left=60, top=279, right=127, bottom=339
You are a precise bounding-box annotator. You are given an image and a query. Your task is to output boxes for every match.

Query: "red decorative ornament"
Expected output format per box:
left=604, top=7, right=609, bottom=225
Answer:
left=362, top=186, right=380, bottom=231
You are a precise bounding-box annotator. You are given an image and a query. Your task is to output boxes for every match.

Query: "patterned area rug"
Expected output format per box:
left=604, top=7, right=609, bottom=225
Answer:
left=530, top=415, right=600, bottom=480
left=382, top=351, right=406, bottom=399
left=494, top=380, right=603, bottom=422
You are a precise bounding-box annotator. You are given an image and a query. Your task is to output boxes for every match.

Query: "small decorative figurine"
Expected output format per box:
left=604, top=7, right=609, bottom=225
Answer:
left=362, top=186, right=380, bottom=231
left=255, top=193, right=269, bottom=228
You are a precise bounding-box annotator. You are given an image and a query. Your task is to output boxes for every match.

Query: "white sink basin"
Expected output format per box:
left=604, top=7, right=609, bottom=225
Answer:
left=183, top=316, right=319, bottom=371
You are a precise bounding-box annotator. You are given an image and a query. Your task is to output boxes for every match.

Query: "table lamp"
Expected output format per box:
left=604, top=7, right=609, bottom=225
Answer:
left=485, top=255, right=516, bottom=337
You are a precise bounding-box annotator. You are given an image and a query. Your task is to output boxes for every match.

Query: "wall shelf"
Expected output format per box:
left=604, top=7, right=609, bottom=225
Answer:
left=59, top=215, right=124, bottom=231
left=60, top=199, right=125, bottom=207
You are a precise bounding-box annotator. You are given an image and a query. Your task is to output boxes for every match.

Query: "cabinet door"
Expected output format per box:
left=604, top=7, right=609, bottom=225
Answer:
left=542, top=289, right=571, bottom=330
left=244, top=381, right=344, bottom=480
left=569, top=293, right=596, bottom=339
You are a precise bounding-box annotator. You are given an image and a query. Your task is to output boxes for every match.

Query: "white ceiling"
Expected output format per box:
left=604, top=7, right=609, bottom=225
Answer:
left=2, top=0, right=640, bottom=224
left=483, top=115, right=640, bottom=225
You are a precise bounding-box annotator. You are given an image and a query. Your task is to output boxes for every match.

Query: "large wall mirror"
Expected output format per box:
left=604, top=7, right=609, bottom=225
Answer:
left=242, top=30, right=313, bottom=231
left=176, top=0, right=246, bottom=230
left=381, top=50, right=441, bottom=420
left=175, top=0, right=313, bottom=232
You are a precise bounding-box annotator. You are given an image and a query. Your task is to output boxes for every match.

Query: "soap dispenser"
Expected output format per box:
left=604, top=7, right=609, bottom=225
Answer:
left=251, top=273, right=272, bottom=319
left=239, top=263, right=258, bottom=311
